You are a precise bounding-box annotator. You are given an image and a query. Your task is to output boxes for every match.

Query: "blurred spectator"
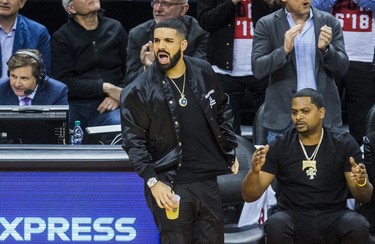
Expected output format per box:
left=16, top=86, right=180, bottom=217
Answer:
left=198, top=0, right=267, bottom=135
left=252, top=0, right=281, bottom=28
left=125, top=0, right=207, bottom=85
left=0, top=0, right=51, bottom=79
left=0, top=49, right=67, bottom=105
left=52, top=0, right=127, bottom=130
left=313, top=0, right=375, bottom=145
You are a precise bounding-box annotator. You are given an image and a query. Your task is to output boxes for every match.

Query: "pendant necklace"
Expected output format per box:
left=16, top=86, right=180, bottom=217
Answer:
left=299, top=128, right=324, bottom=172
left=169, top=73, right=187, bottom=107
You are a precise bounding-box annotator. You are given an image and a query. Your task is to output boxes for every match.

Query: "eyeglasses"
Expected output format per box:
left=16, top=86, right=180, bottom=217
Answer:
left=151, top=1, right=186, bottom=8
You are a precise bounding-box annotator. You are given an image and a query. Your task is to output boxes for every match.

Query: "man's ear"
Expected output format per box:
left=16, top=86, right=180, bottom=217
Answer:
left=19, top=0, right=27, bottom=9
left=319, top=107, right=326, bottom=120
left=181, top=39, right=188, bottom=52
left=67, top=4, right=76, bottom=15
left=181, top=4, right=189, bottom=16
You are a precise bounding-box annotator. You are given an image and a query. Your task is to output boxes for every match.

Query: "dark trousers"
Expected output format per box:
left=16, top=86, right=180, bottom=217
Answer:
left=264, top=209, right=370, bottom=244
left=145, top=180, right=224, bottom=244
left=215, top=74, right=267, bottom=135
left=340, top=61, right=375, bottom=144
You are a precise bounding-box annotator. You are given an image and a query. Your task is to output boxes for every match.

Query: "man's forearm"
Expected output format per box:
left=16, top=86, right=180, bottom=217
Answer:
left=103, top=82, right=122, bottom=101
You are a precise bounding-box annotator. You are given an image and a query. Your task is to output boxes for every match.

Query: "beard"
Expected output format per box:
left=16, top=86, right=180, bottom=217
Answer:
left=155, top=49, right=181, bottom=73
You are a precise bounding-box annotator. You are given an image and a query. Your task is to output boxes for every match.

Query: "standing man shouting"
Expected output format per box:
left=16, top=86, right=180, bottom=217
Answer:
left=121, top=18, right=238, bottom=244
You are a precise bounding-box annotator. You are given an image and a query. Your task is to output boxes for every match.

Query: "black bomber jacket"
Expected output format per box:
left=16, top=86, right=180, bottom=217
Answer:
left=121, top=56, right=237, bottom=183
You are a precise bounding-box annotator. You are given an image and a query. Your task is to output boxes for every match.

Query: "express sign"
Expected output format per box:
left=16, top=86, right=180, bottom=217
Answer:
left=0, top=172, right=159, bottom=243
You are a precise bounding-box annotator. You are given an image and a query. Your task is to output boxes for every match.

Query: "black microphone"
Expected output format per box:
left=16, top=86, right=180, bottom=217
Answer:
left=23, top=76, right=48, bottom=96
left=24, top=89, right=34, bottom=95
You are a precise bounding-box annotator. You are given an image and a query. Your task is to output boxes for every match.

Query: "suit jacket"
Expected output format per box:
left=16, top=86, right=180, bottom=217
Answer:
left=125, top=15, right=208, bottom=85
left=251, top=7, right=349, bottom=130
left=0, top=14, right=52, bottom=77
left=0, top=77, right=68, bottom=105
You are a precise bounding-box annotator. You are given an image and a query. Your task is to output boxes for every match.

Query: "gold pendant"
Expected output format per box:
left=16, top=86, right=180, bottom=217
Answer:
left=179, top=95, right=187, bottom=107
left=302, top=160, right=317, bottom=180
left=302, top=160, right=316, bottom=171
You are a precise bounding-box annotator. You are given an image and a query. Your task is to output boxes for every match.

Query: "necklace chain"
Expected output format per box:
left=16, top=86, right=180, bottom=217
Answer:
left=299, top=128, right=324, bottom=161
left=168, top=73, right=185, bottom=96
left=168, top=73, right=188, bottom=107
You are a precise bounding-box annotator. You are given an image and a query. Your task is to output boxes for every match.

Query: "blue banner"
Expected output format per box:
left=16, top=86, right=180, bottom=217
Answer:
left=0, top=172, right=159, bottom=243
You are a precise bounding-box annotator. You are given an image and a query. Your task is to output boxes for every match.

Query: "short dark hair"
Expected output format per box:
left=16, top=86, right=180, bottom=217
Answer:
left=154, top=18, right=187, bottom=38
left=293, top=88, right=325, bottom=109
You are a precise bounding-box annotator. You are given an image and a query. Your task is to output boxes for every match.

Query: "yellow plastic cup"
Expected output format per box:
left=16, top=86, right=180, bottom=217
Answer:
left=165, top=194, right=180, bottom=220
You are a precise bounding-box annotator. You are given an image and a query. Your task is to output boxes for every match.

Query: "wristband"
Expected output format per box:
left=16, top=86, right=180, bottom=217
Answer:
left=356, top=178, right=367, bottom=187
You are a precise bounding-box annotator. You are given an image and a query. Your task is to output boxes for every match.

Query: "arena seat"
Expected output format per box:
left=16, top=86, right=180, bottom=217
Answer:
left=218, top=135, right=265, bottom=244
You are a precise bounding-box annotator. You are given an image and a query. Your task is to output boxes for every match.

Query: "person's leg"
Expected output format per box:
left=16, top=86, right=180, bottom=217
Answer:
left=144, top=185, right=194, bottom=244
left=321, top=209, right=370, bottom=244
left=89, top=108, right=121, bottom=127
left=264, top=211, right=295, bottom=244
left=144, top=179, right=225, bottom=244
left=192, top=180, right=224, bottom=244
left=343, top=61, right=375, bottom=145
left=69, top=102, right=91, bottom=129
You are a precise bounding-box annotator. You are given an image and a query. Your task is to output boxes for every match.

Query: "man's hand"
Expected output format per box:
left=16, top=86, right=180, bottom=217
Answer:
left=150, top=181, right=176, bottom=211
left=318, top=25, right=332, bottom=52
left=251, top=145, right=269, bottom=173
left=97, top=97, right=119, bottom=114
left=103, top=82, right=122, bottom=101
left=349, top=157, right=368, bottom=186
left=231, top=157, right=239, bottom=175
left=284, top=24, right=301, bottom=55
left=140, top=41, right=155, bottom=69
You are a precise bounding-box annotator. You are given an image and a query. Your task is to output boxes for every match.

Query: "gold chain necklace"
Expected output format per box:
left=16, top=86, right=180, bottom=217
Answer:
left=299, top=128, right=324, bottom=161
left=299, top=128, right=324, bottom=180
left=169, top=73, right=187, bottom=107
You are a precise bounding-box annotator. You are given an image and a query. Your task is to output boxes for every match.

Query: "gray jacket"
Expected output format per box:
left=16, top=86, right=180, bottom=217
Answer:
left=252, top=7, right=348, bottom=130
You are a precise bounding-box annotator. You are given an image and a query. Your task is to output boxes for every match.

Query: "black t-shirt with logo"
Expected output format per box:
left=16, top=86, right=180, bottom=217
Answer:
left=262, top=126, right=362, bottom=210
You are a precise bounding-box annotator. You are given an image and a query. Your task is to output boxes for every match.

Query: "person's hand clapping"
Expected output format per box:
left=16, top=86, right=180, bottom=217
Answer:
left=318, top=25, right=332, bottom=52
left=284, top=24, right=301, bottom=54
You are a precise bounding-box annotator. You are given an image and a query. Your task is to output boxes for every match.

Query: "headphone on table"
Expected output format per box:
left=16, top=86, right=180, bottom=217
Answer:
left=7, top=50, right=47, bottom=86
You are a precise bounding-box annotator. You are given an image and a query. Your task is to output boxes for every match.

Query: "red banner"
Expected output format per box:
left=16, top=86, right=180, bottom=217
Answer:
left=234, top=0, right=254, bottom=39
left=333, top=0, right=373, bottom=32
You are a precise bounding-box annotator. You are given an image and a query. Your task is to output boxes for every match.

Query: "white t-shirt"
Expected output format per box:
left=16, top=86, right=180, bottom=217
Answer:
left=332, top=0, right=375, bottom=62
left=213, top=0, right=254, bottom=76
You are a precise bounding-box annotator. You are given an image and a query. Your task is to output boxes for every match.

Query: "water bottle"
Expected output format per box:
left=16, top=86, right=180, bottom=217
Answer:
left=71, top=120, right=83, bottom=145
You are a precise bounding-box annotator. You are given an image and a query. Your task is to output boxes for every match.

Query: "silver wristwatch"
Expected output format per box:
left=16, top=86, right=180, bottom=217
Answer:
left=147, top=177, right=158, bottom=188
